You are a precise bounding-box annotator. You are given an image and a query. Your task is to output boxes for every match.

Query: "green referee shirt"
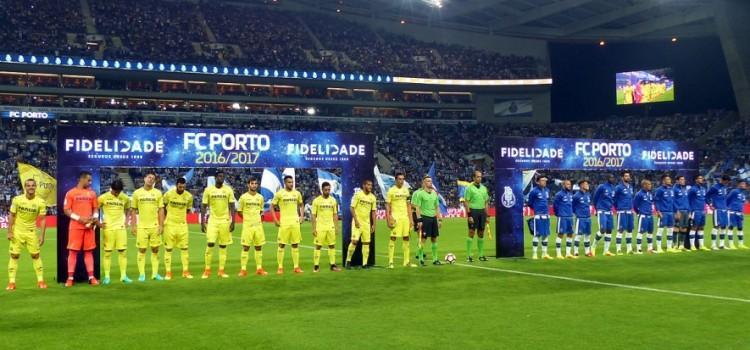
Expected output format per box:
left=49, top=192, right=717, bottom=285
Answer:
left=463, top=183, right=489, bottom=210
left=411, top=189, right=439, bottom=217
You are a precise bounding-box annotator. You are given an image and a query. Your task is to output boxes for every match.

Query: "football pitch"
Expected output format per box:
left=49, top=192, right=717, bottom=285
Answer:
left=2, top=216, right=749, bottom=349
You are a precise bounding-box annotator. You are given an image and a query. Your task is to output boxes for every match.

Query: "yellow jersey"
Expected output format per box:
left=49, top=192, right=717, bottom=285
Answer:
left=312, top=195, right=338, bottom=231
left=238, top=192, right=264, bottom=227
left=163, top=189, right=193, bottom=226
left=386, top=185, right=410, bottom=218
left=202, top=185, right=235, bottom=224
left=351, top=191, right=377, bottom=224
left=10, top=194, right=46, bottom=232
left=271, top=189, right=303, bottom=226
left=131, top=187, right=163, bottom=228
left=98, top=191, right=130, bottom=230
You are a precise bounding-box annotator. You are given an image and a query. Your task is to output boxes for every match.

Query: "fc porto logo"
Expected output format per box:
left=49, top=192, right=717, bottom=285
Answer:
left=501, top=186, right=516, bottom=208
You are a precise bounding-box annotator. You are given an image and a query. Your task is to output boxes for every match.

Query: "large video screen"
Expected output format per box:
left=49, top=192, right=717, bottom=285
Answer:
left=616, top=68, right=674, bottom=105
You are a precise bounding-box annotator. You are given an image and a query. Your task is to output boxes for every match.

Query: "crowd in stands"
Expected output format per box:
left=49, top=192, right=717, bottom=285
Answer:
left=0, top=0, right=546, bottom=79
left=0, top=110, right=746, bottom=215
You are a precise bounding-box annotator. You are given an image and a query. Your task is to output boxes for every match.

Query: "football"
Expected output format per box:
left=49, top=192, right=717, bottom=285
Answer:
left=444, top=253, right=457, bottom=264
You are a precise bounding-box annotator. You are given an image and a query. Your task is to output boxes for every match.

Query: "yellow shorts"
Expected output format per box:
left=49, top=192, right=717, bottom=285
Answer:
left=164, top=224, right=189, bottom=250
left=314, top=229, right=336, bottom=246
left=207, top=222, right=232, bottom=245
left=390, top=217, right=411, bottom=238
left=9, top=229, right=40, bottom=255
left=277, top=225, right=301, bottom=245
left=136, top=227, right=161, bottom=249
left=102, top=228, right=128, bottom=251
left=351, top=222, right=372, bottom=243
left=241, top=224, right=266, bottom=247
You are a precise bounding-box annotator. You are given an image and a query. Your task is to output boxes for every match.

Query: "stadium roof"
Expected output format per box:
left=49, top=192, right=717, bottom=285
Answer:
left=288, top=0, right=717, bottom=41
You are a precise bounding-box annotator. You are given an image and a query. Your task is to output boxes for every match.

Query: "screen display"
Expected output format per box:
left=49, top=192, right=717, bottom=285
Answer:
left=616, top=68, right=674, bottom=105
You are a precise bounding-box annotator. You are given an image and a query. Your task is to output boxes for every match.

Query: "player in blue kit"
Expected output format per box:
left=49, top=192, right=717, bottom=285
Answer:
left=672, top=176, right=691, bottom=250
left=706, top=175, right=731, bottom=250
left=592, top=174, right=616, bottom=256
left=654, top=175, right=676, bottom=253
left=634, top=179, right=655, bottom=254
left=726, top=179, right=747, bottom=249
left=688, top=175, right=709, bottom=250
left=527, top=176, right=551, bottom=260
left=553, top=180, right=575, bottom=259
left=572, top=180, right=593, bottom=257
left=614, top=172, right=635, bottom=255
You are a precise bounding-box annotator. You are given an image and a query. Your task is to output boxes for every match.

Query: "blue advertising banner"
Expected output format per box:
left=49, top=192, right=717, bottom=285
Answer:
left=494, top=137, right=698, bottom=258
left=1, top=110, right=56, bottom=119
left=56, top=125, right=375, bottom=281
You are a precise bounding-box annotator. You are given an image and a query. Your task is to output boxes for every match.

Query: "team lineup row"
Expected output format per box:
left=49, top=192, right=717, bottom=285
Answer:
left=5, top=170, right=492, bottom=290
left=526, top=172, right=748, bottom=260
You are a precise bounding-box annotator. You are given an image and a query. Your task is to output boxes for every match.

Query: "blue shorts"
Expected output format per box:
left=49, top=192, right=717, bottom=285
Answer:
left=729, top=211, right=744, bottom=230
left=638, top=215, right=654, bottom=234
left=658, top=212, right=674, bottom=228
left=575, top=217, right=591, bottom=235
left=597, top=211, right=613, bottom=232
left=617, top=212, right=634, bottom=232
left=713, top=209, right=729, bottom=228
left=690, top=211, right=706, bottom=228
left=533, top=216, right=550, bottom=237
left=556, top=217, right=574, bottom=235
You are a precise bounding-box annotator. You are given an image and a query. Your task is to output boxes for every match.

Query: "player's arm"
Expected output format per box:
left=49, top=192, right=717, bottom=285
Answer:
left=236, top=197, right=244, bottom=220
left=350, top=202, right=361, bottom=229
left=64, top=192, right=88, bottom=224
left=654, top=189, right=662, bottom=217
left=7, top=211, right=15, bottom=241
left=385, top=195, right=394, bottom=228
left=229, top=195, right=236, bottom=232
left=157, top=195, right=165, bottom=234
left=91, top=194, right=100, bottom=226
left=269, top=195, right=279, bottom=227
left=407, top=200, right=414, bottom=228
left=463, top=197, right=472, bottom=224
left=200, top=191, right=209, bottom=232
left=310, top=201, right=318, bottom=236
left=297, top=194, right=304, bottom=224
left=370, top=204, right=376, bottom=233
left=553, top=192, right=561, bottom=217
left=435, top=198, right=442, bottom=228
left=633, top=193, right=641, bottom=215
left=333, top=202, right=340, bottom=235
left=38, top=209, right=47, bottom=246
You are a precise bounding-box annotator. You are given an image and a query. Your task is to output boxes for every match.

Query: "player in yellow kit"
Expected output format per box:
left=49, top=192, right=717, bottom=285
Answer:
left=130, top=171, right=165, bottom=282
left=386, top=172, right=414, bottom=268
left=270, top=175, right=304, bottom=275
left=97, top=179, right=131, bottom=285
left=311, top=182, right=341, bottom=273
left=345, top=179, right=377, bottom=269
left=162, top=177, right=194, bottom=280
left=201, top=170, right=236, bottom=279
left=6, top=179, right=47, bottom=290
left=237, top=177, right=268, bottom=277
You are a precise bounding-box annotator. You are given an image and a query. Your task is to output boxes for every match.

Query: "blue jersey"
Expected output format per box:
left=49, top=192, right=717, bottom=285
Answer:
left=654, top=185, right=675, bottom=213
left=527, top=186, right=550, bottom=215
left=687, top=184, right=707, bottom=212
left=634, top=190, right=654, bottom=215
left=573, top=191, right=591, bottom=218
left=613, top=182, right=634, bottom=211
left=672, top=184, right=690, bottom=211
left=706, top=184, right=728, bottom=210
left=553, top=189, right=574, bottom=217
left=727, top=189, right=746, bottom=212
left=593, top=183, right=615, bottom=211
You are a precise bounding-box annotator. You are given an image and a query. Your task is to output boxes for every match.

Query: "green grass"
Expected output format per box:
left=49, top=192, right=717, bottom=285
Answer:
left=2, top=216, right=749, bottom=349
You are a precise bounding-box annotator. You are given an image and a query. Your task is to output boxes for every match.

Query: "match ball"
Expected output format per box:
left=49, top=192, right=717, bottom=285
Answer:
left=444, top=253, right=457, bottom=264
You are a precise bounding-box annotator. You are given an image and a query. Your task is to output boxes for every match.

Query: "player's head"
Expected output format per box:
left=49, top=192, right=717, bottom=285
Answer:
left=78, top=170, right=92, bottom=188
left=472, top=170, right=482, bottom=184
left=641, top=179, right=652, bottom=191
left=422, top=175, right=433, bottom=190
left=283, top=175, right=294, bottom=190
left=695, top=175, right=705, bottom=185
left=536, top=176, right=547, bottom=188
left=321, top=181, right=331, bottom=196
left=247, top=176, right=258, bottom=192
left=215, top=170, right=225, bottom=186
left=607, top=174, right=616, bottom=184
left=737, top=180, right=747, bottom=190
left=622, top=171, right=631, bottom=183
left=661, top=174, right=672, bottom=186
left=176, top=177, right=187, bottom=193
left=626, top=80, right=632, bottom=86
left=24, top=178, right=37, bottom=196
left=144, top=170, right=156, bottom=188
left=362, top=179, right=373, bottom=193
left=563, top=179, right=572, bottom=191
left=110, top=178, right=124, bottom=195
left=675, top=175, right=685, bottom=186
left=578, top=179, right=589, bottom=192
left=720, top=175, right=731, bottom=185
left=395, top=171, right=405, bottom=187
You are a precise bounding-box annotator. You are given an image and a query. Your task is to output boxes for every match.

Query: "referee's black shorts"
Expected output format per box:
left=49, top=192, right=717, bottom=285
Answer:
left=420, top=216, right=439, bottom=238
left=467, top=210, right=487, bottom=231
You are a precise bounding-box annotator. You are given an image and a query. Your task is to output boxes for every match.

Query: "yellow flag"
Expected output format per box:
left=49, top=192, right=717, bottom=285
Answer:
left=17, top=162, right=56, bottom=206
left=485, top=222, right=493, bottom=240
